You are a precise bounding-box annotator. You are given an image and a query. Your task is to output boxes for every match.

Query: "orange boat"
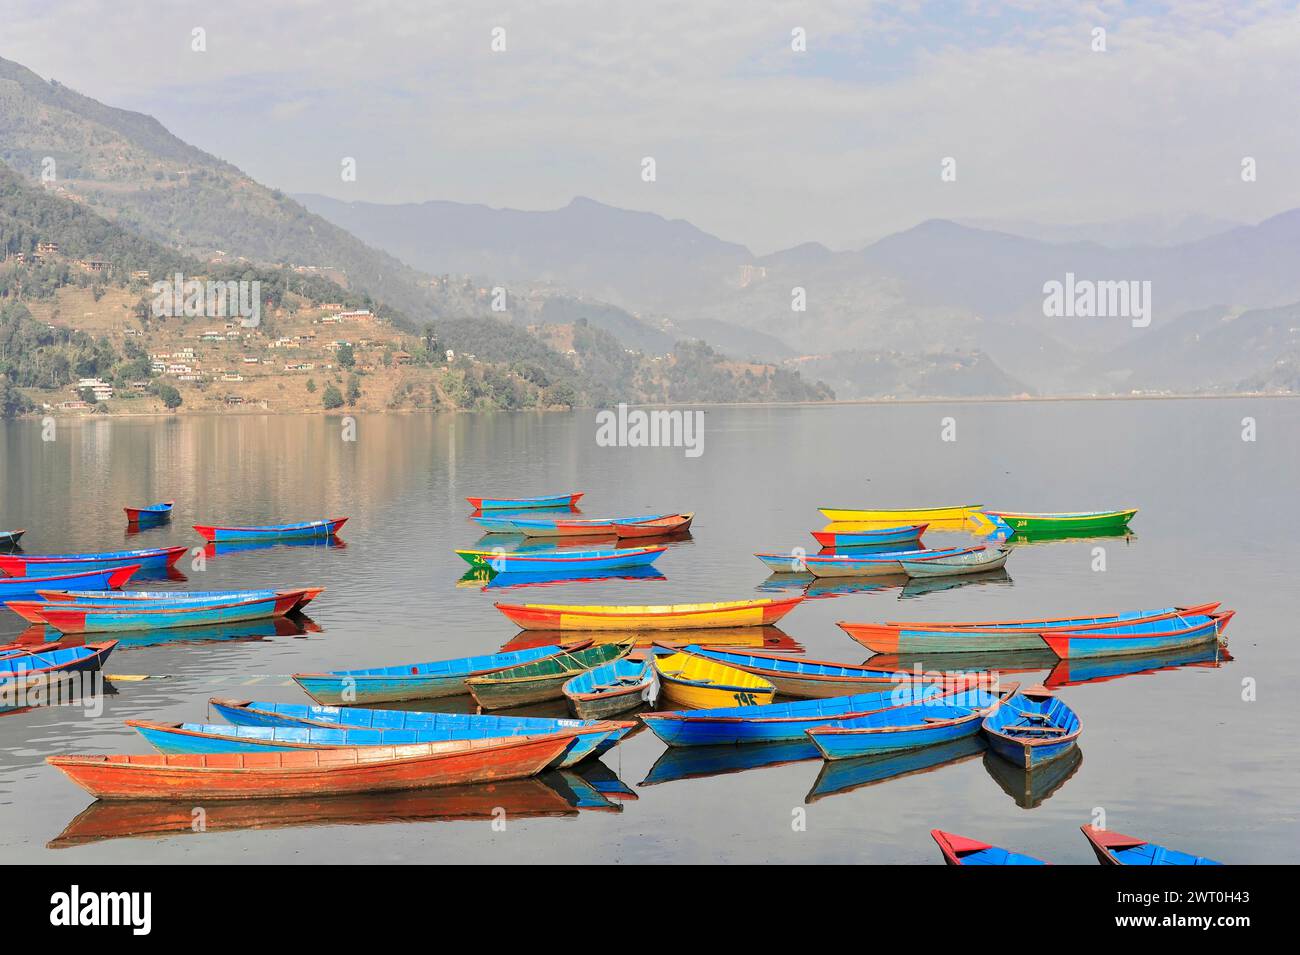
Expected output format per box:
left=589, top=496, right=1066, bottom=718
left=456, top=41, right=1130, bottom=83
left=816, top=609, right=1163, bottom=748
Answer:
left=47, top=732, right=577, bottom=800
left=614, top=513, right=694, bottom=538
left=495, top=596, right=803, bottom=632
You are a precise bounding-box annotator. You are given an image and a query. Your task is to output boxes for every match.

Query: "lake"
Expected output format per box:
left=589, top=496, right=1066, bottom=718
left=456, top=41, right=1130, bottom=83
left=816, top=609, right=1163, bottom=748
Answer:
left=1, top=399, right=1296, bottom=863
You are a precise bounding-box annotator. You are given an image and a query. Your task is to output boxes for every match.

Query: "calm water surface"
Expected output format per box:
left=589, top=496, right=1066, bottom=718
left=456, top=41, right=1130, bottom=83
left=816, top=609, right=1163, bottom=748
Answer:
left=1, top=400, right=1296, bottom=864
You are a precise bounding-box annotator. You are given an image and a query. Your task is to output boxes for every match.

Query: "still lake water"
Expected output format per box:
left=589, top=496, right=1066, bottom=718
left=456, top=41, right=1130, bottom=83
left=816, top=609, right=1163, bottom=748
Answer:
left=0, top=400, right=1296, bottom=864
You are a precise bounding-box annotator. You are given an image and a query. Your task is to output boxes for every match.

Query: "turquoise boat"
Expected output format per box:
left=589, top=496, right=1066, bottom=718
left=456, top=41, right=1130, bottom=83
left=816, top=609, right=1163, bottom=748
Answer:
left=128, top=716, right=625, bottom=769
left=194, top=518, right=347, bottom=543
left=291, top=643, right=580, bottom=704
left=562, top=656, right=657, bottom=719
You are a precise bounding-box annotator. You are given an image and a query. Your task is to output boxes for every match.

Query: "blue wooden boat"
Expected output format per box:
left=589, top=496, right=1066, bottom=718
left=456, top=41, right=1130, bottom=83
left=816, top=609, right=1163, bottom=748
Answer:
left=468, top=492, right=583, bottom=511
left=932, top=829, right=1048, bottom=866
left=125, top=501, right=173, bottom=523
left=804, top=684, right=1018, bottom=760
left=0, top=641, right=118, bottom=682
left=478, top=566, right=666, bottom=590
left=455, top=545, right=666, bottom=574
left=563, top=657, right=657, bottom=719
left=1042, top=611, right=1233, bottom=659
left=194, top=518, right=348, bottom=543
left=754, top=546, right=976, bottom=577
left=1081, top=826, right=1222, bottom=865
left=981, top=689, right=1081, bottom=770
left=0, top=545, right=187, bottom=577
left=807, top=735, right=986, bottom=803
left=811, top=524, right=927, bottom=548
left=291, top=643, right=586, bottom=705
left=34, top=587, right=324, bottom=613
left=639, top=684, right=949, bottom=747
left=128, top=716, right=626, bottom=770
left=0, top=565, right=139, bottom=599
left=28, top=592, right=303, bottom=634
left=209, top=697, right=630, bottom=761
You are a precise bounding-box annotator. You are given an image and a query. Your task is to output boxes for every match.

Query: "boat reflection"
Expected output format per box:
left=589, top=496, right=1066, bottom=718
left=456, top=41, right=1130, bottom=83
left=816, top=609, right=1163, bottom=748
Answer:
left=899, top=568, right=1013, bottom=599
left=1002, top=529, right=1138, bottom=546
left=471, top=533, right=692, bottom=552
left=804, top=735, right=986, bottom=803
left=203, top=537, right=347, bottom=559
left=1044, top=643, right=1232, bottom=688
left=500, top=625, right=803, bottom=654
left=641, top=740, right=821, bottom=787
left=983, top=745, right=1083, bottom=809
left=1, top=671, right=118, bottom=717
left=48, top=772, right=614, bottom=848
left=755, top=572, right=902, bottom=598
left=21, top=614, right=321, bottom=652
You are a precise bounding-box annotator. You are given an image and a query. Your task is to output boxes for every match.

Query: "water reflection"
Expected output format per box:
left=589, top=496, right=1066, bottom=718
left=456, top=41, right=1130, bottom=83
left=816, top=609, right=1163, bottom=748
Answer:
left=805, top=735, right=986, bottom=803
left=641, top=740, right=820, bottom=787
left=983, top=746, right=1083, bottom=809
left=1044, top=644, right=1232, bottom=688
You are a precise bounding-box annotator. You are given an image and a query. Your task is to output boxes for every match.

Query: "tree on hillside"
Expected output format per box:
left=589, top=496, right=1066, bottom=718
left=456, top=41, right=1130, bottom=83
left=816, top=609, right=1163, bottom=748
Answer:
left=155, top=382, right=182, bottom=409
left=322, top=384, right=343, bottom=409
left=337, top=343, right=355, bottom=369
left=346, top=375, right=361, bottom=407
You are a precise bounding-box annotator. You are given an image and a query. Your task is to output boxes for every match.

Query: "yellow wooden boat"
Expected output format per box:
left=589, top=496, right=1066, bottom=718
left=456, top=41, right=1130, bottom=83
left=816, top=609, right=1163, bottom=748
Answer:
left=653, top=651, right=776, bottom=709
left=818, top=504, right=984, bottom=524
left=495, top=597, right=803, bottom=632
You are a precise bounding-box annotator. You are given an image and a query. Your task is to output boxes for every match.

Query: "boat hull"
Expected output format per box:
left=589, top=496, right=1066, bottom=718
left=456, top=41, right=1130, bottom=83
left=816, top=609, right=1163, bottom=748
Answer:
left=613, top=514, right=694, bottom=537
left=1042, top=615, right=1230, bottom=659
left=0, top=546, right=185, bottom=577
left=687, top=646, right=980, bottom=699
left=193, top=518, right=348, bottom=542
left=47, top=734, right=576, bottom=801
left=468, top=493, right=583, bottom=510
left=931, top=829, right=1048, bottom=866
left=30, top=593, right=302, bottom=633
left=987, top=509, right=1136, bottom=536
left=125, top=502, right=174, bottom=523
left=805, top=687, right=1014, bottom=760
left=455, top=546, right=665, bottom=573
left=496, top=596, right=802, bottom=631
left=563, top=658, right=656, bottom=719
left=1080, top=825, right=1221, bottom=866
left=818, top=505, right=982, bottom=523
left=0, top=565, right=138, bottom=599
left=899, top=548, right=1010, bottom=578
left=810, top=525, right=926, bottom=548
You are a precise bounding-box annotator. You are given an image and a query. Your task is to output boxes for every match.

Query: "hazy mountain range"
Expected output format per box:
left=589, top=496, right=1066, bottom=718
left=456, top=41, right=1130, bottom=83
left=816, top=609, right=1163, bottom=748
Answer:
left=4, top=49, right=1298, bottom=402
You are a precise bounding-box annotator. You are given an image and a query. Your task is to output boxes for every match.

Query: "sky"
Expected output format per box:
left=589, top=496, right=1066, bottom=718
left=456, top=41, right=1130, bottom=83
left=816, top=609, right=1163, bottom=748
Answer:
left=4, top=0, right=1300, bottom=253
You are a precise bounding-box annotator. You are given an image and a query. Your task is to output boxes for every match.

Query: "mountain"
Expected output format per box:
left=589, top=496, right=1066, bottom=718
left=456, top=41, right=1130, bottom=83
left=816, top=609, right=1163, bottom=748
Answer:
left=295, top=193, right=754, bottom=312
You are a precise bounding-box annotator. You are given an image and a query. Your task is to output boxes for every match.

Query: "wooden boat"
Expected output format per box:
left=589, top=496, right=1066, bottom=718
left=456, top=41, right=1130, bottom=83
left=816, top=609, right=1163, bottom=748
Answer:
left=0, top=529, right=25, bottom=548
left=1042, top=611, right=1233, bottom=659
left=36, top=587, right=324, bottom=612
left=981, top=688, right=1081, bottom=769
left=682, top=646, right=983, bottom=699
left=898, top=546, right=1010, bottom=578
left=840, top=605, right=1223, bottom=654
left=208, top=698, right=630, bottom=766
left=128, top=717, right=625, bottom=771
left=292, top=643, right=587, bottom=705
left=0, top=545, right=186, bottom=577
left=756, top=546, right=978, bottom=578
left=124, top=501, right=174, bottom=523
left=500, top=625, right=802, bottom=654
left=192, top=518, right=348, bottom=543
left=562, top=657, right=657, bottom=719
left=810, top=524, right=926, bottom=548
left=0, top=565, right=139, bottom=599
left=455, top=545, right=666, bottom=574
left=614, top=513, right=694, bottom=537
left=931, top=830, right=1048, bottom=866
left=804, top=684, right=1018, bottom=760
left=1080, top=826, right=1222, bottom=866
left=467, top=640, right=635, bottom=710
left=0, top=642, right=118, bottom=682
left=654, top=650, right=776, bottom=709
left=496, top=596, right=803, bottom=631
left=467, top=492, right=583, bottom=511
left=984, top=508, right=1137, bottom=537
left=474, top=513, right=671, bottom=537
left=46, top=731, right=579, bottom=801
left=641, top=685, right=955, bottom=746
left=21, top=591, right=307, bottom=634
left=818, top=504, right=983, bottom=524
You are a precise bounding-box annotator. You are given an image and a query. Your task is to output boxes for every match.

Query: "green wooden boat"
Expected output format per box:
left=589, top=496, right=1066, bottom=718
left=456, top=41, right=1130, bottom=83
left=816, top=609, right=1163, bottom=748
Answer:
left=467, top=640, right=635, bottom=710
left=983, top=508, right=1136, bottom=538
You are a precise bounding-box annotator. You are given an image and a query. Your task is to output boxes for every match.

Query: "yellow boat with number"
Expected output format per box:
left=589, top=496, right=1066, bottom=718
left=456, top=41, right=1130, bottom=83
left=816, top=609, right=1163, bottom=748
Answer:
left=653, top=651, right=777, bottom=709
left=819, top=504, right=985, bottom=525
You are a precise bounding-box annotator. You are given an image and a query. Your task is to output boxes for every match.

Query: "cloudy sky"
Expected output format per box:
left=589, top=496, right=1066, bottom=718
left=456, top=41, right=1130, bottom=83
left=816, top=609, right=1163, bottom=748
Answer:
left=5, top=1, right=1300, bottom=252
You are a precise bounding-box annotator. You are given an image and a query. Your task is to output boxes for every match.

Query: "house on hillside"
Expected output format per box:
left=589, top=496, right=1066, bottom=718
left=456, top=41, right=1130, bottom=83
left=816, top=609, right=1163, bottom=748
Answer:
left=76, top=378, right=113, bottom=401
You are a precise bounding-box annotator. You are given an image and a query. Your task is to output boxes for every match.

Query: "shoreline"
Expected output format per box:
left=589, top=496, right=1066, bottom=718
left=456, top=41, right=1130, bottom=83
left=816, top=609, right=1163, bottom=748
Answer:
left=8, top=390, right=1298, bottom=422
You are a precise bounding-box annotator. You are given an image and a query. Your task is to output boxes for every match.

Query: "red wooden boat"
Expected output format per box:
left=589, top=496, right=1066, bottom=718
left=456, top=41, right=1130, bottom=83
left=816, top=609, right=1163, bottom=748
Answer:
left=47, top=731, right=579, bottom=800
left=614, top=513, right=694, bottom=538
